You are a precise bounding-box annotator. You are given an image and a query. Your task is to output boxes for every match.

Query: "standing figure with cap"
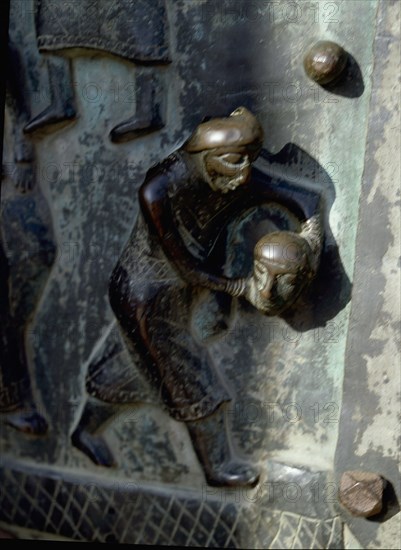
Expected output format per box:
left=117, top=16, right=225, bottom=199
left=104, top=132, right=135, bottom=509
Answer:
left=72, top=107, right=323, bottom=487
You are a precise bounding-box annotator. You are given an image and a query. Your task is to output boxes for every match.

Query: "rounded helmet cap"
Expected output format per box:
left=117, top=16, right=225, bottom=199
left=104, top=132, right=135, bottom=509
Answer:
left=185, top=107, right=263, bottom=160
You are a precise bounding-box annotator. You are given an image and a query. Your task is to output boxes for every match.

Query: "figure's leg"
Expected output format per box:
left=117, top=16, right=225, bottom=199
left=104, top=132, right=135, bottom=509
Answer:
left=0, top=323, right=48, bottom=435
left=109, top=262, right=259, bottom=487
left=0, top=241, right=48, bottom=435
left=24, top=55, right=77, bottom=135
left=70, top=324, right=155, bottom=467
left=71, top=397, right=119, bottom=467
left=6, top=41, right=34, bottom=165
left=72, top=261, right=157, bottom=467
left=186, top=403, right=259, bottom=488
left=142, top=293, right=260, bottom=488
left=109, top=66, right=165, bottom=143
left=0, top=334, right=48, bottom=436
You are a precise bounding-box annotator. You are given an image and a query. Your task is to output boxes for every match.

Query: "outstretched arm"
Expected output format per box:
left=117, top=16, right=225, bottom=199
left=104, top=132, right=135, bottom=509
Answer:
left=138, top=162, right=245, bottom=296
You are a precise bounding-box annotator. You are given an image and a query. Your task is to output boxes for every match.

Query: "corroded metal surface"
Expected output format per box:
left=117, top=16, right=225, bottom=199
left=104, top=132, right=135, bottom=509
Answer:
left=1, top=0, right=399, bottom=547
left=333, top=1, right=401, bottom=548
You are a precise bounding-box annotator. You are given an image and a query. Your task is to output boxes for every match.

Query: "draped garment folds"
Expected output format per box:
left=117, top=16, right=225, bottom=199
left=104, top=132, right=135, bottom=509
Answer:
left=34, top=0, right=170, bottom=63
left=87, top=152, right=232, bottom=421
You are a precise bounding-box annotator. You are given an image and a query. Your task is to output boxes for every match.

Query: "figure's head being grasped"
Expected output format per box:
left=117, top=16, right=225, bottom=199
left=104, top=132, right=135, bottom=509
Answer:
left=249, top=231, right=314, bottom=315
left=185, top=107, right=263, bottom=193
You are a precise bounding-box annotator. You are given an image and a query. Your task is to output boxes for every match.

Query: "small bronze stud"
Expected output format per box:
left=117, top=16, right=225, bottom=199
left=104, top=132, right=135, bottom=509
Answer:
left=304, top=40, right=348, bottom=85
left=339, top=471, right=385, bottom=518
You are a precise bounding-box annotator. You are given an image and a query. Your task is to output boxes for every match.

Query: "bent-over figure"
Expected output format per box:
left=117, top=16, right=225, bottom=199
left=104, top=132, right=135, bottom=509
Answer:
left=72, top=107, right=323, bottom=487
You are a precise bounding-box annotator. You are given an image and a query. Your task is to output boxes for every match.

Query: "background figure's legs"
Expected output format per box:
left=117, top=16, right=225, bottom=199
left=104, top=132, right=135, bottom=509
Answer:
left=6, top=41, right=34, bottom=164
left=109, top=66, right=166, bottom=143
left=71, top=397, right=120, bottom=467
left=24, top=55, right=76, bottom=135
left=0, top=239, right=48, bottom=435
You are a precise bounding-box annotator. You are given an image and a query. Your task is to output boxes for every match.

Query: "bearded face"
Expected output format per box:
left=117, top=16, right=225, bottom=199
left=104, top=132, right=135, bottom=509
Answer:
left=204, top=151, right=252, bottom=193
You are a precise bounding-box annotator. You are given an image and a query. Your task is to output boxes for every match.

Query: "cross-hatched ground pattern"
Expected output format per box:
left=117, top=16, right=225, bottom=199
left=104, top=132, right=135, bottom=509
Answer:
left=0, top=466, right=343, bottom=547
